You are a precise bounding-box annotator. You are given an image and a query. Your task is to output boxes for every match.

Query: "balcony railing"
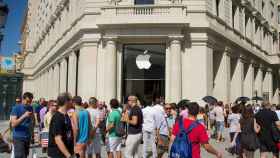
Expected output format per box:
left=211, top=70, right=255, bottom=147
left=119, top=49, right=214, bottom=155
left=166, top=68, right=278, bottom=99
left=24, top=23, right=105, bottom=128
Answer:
left=97, top=4, right=188, bottom=25
left=101, top=4, right=187, bottom=16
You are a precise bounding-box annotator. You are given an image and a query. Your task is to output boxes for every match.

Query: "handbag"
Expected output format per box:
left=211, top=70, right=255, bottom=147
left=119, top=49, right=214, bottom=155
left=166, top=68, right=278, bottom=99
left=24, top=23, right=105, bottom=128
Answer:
left=271, top=122, right=280, bottom=142
left=240, top=119, right=259, bottom=151
left=240, top=132, right=259, bottom=151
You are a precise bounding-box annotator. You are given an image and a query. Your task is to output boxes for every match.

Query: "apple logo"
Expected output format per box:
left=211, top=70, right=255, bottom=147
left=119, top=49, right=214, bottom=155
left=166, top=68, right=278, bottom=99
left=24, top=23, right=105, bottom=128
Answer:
left=136, top=50, right=152, bottom=70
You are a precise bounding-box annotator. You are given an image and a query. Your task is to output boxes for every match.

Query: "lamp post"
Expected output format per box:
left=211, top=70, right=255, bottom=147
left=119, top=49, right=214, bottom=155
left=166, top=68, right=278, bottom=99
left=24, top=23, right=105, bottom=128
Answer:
left=2, top=83, right=7, bottom=119
left=0, top=0, right=8, bottom=48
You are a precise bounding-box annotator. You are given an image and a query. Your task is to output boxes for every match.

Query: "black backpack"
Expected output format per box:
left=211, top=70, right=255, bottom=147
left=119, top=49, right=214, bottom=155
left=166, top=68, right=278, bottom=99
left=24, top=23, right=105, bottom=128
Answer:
left=115, top=110, right=126, bottom=137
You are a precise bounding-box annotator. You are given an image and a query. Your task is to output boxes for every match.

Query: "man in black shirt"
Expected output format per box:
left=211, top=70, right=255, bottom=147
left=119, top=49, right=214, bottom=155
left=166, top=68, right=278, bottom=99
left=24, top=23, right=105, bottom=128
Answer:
left=123, top=95, right=143, bottom=158
left=255, top=101, right=280, bottom=158
left=48, top=93, right=74, bottom=158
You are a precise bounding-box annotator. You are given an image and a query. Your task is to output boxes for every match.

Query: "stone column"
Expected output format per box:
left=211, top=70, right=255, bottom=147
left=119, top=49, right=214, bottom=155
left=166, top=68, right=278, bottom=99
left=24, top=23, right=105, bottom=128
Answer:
left=183, top=41, right=213, bottom=100
left=59, top=58, right=67, bottom=93
left=104, top=38, right=117, bottom=104
left=166, top=36, right=182, bottom=103
left=78, top=41, right=98, bottom=100
left=230, top=56, right=244, bottom=102
left=44, top=71, right=48, bottom=99
left=46, top=69, right=51, bottom=100
left=68, top=51, right=77, bottom=96
left=243, top=61, right=254, bottom=99
left=213, top=48, right=231, bottom=103
left=254, top=65, right=263, bottom=97
left=50, top=67, right=55, bottom=100
left=96, top=41, right=105, bottom=102
left=267, top=68, right=273, bottom=102
left=54, top=63, right=60, bottom=98
left=273, top=69, right=280, bottom=104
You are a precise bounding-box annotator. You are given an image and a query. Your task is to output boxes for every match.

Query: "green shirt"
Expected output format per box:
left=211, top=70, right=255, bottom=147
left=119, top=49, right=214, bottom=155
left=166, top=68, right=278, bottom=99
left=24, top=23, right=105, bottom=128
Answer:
left=107, top=109, right=121, bottom=138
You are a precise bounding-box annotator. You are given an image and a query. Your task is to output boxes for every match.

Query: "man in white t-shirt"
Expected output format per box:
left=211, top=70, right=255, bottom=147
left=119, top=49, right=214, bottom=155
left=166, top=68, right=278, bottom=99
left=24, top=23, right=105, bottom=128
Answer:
left=87, top=97, right=101, bottom=158
left=153, top=97, right=169, bottom=158
left=142, top=105, right=157, bottom=158
left=213, top=102, right=225, bottom=142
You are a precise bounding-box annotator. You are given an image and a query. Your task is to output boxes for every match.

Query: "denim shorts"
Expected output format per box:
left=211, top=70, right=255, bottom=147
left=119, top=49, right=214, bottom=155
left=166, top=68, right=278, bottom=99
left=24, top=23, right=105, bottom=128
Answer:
left=216, top=121, right=224, bottom=132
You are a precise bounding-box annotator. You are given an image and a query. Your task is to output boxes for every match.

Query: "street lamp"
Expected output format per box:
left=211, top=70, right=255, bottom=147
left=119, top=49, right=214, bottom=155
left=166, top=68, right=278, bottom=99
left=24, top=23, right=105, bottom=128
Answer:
left=2, top=83, right=8, bottom=119
left=0, top=0, right=8, bottom=48
left=0, top=0, right=8, bottom=28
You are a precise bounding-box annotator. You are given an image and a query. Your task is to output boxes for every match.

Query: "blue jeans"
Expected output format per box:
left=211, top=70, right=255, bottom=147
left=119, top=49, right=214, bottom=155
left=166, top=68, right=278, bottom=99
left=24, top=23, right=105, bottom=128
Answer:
left=216, top=121, right=224, bottom=132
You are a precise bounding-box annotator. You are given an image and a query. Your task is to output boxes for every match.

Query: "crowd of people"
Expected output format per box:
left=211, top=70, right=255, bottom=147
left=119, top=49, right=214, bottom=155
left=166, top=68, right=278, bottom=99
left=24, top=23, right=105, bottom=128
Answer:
left=1, top=91, right=280, bottom=158
left=209, top=101, right=280, bottom=158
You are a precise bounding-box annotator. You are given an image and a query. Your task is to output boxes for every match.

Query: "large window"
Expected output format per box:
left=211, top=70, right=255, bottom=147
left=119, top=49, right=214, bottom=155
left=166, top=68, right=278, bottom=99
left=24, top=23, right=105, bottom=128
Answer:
left=135, top=0, right=154, bottom=5
left=122, top=44, right=165, bottom=105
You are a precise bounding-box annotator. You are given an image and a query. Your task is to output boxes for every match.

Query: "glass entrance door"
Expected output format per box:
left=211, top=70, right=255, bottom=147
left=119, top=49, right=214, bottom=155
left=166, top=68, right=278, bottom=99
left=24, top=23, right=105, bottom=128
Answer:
left=123, top=44, right=165, bottom=105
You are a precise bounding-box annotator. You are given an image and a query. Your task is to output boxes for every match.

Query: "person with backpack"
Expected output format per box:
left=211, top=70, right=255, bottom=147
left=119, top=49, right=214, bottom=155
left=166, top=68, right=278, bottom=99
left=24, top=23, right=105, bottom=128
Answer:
left=106, top=99, right=123, bottom=158
left=72, top=96, right=92, bottom=158
left=170, top=102, right=222, bottom=158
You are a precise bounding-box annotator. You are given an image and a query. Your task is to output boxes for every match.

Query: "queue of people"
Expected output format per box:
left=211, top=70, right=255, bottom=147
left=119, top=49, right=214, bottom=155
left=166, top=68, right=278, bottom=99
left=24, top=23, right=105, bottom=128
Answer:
left=3, top=91, right=280, bottom=158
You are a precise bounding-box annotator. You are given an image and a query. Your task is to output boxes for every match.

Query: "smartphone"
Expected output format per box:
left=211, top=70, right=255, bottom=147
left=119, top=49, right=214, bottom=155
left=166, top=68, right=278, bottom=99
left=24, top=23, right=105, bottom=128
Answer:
left=24, top=106, right=33, bottom=113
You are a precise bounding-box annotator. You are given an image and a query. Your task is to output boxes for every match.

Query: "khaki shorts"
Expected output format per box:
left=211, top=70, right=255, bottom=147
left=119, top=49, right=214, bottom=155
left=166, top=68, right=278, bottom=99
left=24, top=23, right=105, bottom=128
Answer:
left=157, top=135, right=169, bottom=155
left=75, top=143, right=87, bottom=157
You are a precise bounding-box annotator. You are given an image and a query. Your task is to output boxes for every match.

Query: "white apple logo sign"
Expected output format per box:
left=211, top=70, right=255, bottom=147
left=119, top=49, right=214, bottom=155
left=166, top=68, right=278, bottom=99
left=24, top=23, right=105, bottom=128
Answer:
left=136, top=50, right=152, bottom=70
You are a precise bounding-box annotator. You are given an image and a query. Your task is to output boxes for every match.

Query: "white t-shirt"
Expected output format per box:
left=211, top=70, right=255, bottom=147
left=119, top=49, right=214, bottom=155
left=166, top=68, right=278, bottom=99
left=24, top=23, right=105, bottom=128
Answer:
left=87, top=108, right=101, bottom=133
left=142, top=106, right=156, bottom=132
left=153, top=104, right=169, bottom=136
left=228, top=113, right=241, bottom=133
left=276, top=110, right=280, bottom=120
left=213, top=106, right=224, bottom=122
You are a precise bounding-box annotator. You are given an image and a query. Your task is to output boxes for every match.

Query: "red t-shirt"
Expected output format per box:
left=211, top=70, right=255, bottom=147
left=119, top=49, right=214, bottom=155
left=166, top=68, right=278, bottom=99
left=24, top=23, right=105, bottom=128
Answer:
left=172, top=118, right=209, bottom=158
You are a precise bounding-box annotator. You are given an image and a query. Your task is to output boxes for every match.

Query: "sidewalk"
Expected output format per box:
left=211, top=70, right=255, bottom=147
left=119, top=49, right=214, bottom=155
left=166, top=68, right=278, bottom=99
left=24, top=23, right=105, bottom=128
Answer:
left=0, top=120, right=9, bottom=133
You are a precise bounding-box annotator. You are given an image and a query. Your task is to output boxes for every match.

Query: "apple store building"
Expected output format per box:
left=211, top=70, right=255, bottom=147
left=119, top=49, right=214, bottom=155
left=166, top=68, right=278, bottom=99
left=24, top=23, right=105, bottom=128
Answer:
left=21, top=1, right=280, bottom=105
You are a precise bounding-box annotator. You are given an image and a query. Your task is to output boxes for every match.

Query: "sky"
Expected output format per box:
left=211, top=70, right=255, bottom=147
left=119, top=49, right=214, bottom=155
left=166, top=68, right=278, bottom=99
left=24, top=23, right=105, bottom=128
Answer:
left=1, top=0, right=27, bottom=57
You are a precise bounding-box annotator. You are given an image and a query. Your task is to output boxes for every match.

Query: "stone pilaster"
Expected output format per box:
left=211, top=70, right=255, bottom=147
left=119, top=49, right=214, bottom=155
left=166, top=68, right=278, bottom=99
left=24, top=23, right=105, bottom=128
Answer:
left=243, top=60, right=255, bottom=99
left=230, top=56, right=244, bottom=102
left=68, top=51, right=77, bottom=96
left=59, top=58, right=67, bottom=93
left=77, top=41, right=98, bottom=100
left=213, top=48, right=231, bottom=103
left=166, top=36, right=182, bottom=103
left=104, top=37, right=117, bottom=104
left=183, top=40, right=213, bottom=101
left=254, top=64, right=264, bottom=97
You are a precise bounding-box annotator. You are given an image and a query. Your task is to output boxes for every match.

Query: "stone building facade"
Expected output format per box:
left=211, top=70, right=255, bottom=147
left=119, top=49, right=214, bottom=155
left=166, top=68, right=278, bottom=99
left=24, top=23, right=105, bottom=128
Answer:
left=20, top=0, right=280, bottom=104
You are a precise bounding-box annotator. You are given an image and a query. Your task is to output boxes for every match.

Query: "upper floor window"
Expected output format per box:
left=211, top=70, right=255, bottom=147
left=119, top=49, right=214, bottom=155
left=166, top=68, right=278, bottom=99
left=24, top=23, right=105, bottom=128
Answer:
left=262, top=1, right=265, bottom=13
left=135, top=0, right=154, bottom=5
left=216, top=0, right=220, bottom=17
left=271, top=2, right=274, bottom=19
left=278, top=6, right=280, bottom=24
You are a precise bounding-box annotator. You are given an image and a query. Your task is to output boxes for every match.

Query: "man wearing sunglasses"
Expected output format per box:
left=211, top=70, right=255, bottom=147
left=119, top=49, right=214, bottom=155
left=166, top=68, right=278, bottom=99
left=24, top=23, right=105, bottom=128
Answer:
left=10, top=92, right=34, bottom=158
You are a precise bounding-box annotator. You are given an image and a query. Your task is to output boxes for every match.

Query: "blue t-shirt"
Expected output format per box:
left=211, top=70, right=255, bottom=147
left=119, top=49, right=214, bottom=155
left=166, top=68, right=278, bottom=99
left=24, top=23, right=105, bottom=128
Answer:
left=76, top=109, right=90, bottom=144
left=10, top=104, right=33, bottom=141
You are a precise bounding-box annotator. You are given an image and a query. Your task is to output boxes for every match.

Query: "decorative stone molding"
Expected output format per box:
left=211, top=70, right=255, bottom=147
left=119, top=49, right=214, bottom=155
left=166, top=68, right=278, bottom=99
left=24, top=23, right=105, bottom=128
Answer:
left=267, top=68, right=273, bottom=73
left=168, top=35, right=184, bottom=44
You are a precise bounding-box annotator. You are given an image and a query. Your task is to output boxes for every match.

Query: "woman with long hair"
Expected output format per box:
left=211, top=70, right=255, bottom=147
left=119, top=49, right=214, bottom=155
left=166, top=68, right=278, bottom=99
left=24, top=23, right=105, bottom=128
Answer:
left=240, top=105, right=260, bottom=158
